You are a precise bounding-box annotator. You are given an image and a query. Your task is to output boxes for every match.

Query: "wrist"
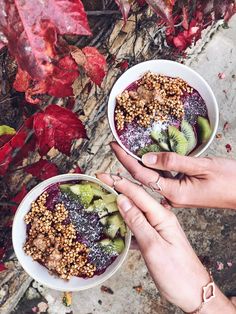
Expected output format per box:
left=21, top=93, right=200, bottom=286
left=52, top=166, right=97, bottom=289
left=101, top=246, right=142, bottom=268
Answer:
left=182, top=268, right=236, bottom=314
left=199, top=286, right=236, bottom=314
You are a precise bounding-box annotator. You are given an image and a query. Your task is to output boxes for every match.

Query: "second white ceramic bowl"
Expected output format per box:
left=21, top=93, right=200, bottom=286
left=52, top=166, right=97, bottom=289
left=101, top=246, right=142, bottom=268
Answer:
left=12, top=174, right=131, bottom=291
left=108, top=60, right=219, bottom=160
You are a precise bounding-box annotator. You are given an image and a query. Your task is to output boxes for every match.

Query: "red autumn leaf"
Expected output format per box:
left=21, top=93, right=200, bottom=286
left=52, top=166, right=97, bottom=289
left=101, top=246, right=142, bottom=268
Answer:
left=0, top=117, right=33, bottom=176
left=218, top=72, right=226, bottom=79
left=11, top=185, right=28, bottom=213
left=172, top=18, right=202, bottom=51
left=0, top=0, right=91, bottom=80
left=14, top=56, right=79, bottom=104
left=73, top=166, right=83, bottom=174
left=225, top=143, right=232, bottom=152
left=47, top=56, right=79, bottom=97
left=117, top=60, right=129, bottom=71
left=0, top=263, right=7, bottom=272
left=33, top=104, right=86, bottom=156
left=13, top=68, right=31, bottom=92
left=26, top=159, right=59, bottom=180
left=145, top=0, right=175, bottom=28
left=114, top=0, right=131, bottom=23
left=173, top=33, right=188, bottom=50
left=223, top=121, right=230, bottom=131
left=71, top=47, right=107, bottom=86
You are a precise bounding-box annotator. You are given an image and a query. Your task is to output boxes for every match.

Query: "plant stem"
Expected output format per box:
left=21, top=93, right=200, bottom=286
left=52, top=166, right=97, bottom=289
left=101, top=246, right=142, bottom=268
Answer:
left=86, top=10, right=120, bottom=16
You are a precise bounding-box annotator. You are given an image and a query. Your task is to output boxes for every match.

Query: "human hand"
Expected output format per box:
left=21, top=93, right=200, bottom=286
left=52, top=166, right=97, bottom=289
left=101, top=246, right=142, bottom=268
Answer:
left=110, top=142, right=236, bottom=209
left=97, top=173, right=235, bottom=313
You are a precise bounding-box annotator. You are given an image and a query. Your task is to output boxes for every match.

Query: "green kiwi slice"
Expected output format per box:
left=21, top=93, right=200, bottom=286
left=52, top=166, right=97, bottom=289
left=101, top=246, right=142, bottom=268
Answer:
left=181, top=120, right=197, bottom=153
left=168, top=126, right=188, bottom=155
left=197, top=116, right=212, bottom=143
left=137, top=144, right=162, bottom=157
left=151, top=130, right=170, bottom=151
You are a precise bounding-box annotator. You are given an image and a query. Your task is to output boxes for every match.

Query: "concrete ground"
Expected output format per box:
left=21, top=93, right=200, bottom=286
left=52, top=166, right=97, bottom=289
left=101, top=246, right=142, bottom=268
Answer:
left=12, top=16, right=236, bottom=314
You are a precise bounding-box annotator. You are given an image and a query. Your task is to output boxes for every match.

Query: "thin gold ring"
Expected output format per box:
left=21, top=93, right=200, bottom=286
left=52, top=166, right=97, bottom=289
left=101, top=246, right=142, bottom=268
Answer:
left=148, top=176, right=162, bottom=192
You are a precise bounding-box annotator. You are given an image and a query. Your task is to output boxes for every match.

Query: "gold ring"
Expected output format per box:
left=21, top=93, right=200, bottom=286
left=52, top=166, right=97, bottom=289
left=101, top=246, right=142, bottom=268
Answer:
left=148, top=176, right=162, bottom=192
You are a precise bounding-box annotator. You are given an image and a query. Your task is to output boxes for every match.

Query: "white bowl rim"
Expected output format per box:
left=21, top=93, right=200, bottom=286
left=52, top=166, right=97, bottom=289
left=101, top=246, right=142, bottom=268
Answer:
left=108, top=59, right=219, bottom=161
left=12, top=173, right=131, bottom=291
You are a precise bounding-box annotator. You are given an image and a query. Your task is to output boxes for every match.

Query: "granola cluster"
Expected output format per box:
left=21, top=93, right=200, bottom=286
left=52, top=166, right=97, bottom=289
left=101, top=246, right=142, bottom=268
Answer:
left=115, top=72, right=193, bottom=130
left=24, top=192, right=96, bottom=280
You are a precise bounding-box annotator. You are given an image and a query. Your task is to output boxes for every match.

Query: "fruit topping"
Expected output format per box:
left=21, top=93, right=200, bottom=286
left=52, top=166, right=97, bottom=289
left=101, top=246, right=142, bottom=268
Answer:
left=168, top=126, right=188, bottom=155
left=197, top=116, right=212, bottom=143
left=181, top=120, right=197, bottom=153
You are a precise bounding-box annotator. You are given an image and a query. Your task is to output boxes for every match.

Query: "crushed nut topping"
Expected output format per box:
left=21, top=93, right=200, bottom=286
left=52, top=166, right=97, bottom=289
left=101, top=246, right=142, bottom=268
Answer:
left=115, top=72, right=193, bottom=130
left=24, top=192, right=96, bottom=280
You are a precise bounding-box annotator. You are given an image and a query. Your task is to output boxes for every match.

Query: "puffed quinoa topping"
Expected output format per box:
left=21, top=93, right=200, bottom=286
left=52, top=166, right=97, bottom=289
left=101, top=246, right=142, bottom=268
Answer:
left=24, top=192, right=96, bottom=280
left=115, top=72, right=193, bottom=130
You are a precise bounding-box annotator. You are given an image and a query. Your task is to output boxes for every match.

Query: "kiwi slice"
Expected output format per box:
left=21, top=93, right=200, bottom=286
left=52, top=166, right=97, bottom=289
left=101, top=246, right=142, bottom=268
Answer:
left=106, top=202, right=119, bottom=213
left=112, top=238, right=125, bottom=254
left=99, top=216, right=108, bottom=225
left=59, top=184, right=71, bottom=193
left=197, top=116, right=212, bottom=143
left=102, top=194, right=117, bottom=204
left=69, top=184, right=94, bottom=207
left=99, top=238, right=125, bottom=254
left=151, top=130, right=170, bottom=151
left=104, top=213, right=123, bottom=239
left=137, top=144, right=162, bottom=157
left=119, top=222, right=127, bottom=237
left=168, top=126, right=188, bottom=155
left=181, top=120, right=197, bottom=153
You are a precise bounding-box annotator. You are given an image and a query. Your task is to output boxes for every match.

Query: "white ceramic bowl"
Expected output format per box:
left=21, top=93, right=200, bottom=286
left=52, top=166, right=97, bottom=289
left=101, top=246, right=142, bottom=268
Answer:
left=12, top=174, right=131, bottom=291
left=108, top=60, right=219, bottom=160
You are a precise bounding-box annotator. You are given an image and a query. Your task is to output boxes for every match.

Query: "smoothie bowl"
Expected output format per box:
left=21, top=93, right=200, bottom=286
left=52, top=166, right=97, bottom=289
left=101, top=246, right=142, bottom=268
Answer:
left=108, top=60, right=219, bottom=160
left=12, top=174, right=131, bottom=291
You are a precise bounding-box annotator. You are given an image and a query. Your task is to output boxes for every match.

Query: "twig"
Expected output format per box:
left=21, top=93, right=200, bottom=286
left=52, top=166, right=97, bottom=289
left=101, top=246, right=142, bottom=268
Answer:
left=86, top=10, right=120, bottom=16
left=0, top=201, right=17, bottom=206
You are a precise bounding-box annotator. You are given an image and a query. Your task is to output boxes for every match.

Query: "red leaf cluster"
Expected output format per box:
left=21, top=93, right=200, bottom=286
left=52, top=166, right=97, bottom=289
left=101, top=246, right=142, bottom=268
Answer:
left=71, top=47, right=107, bottom=86
left=13, top=56, right=79, bottom=104
left=26, top=159, right=59, bottom=180
left=145, top=0, right=175, bottom=28
left=173, top=20, right=202, bottom=51
left=0, top=0, right=91, bottom=80
left=0, top=105, right=86, bottom=176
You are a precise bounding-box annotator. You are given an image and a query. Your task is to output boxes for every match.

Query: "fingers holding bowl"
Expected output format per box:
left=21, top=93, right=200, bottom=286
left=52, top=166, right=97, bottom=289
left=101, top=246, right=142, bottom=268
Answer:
left=97, top=173, right=170, bottom=228
left=110, top=142, right=180, bottom=203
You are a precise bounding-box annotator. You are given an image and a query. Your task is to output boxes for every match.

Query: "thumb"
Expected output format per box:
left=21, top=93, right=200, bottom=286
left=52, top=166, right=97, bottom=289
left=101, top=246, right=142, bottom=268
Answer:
left=142, top=152, right=207, bottom=175
left=117, top=194, right=158, bottom=247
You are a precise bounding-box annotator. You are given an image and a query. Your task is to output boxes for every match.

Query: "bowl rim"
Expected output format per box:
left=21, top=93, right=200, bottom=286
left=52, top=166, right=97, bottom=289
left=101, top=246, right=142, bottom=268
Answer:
left=108, top=59, right=219, bottom=161
left=12, top=173, right=131, bottom=291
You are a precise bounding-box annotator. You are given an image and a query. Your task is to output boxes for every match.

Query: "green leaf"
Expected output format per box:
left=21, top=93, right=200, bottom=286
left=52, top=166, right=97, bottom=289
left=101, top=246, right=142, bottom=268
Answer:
left=0, top=125, right=16, bottom=136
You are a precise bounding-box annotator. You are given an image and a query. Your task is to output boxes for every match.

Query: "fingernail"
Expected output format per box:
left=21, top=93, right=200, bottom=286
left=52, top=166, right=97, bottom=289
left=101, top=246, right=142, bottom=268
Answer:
left=142, top=154, right=157, bottom=165
left=117, top=194, right=132, bottom=212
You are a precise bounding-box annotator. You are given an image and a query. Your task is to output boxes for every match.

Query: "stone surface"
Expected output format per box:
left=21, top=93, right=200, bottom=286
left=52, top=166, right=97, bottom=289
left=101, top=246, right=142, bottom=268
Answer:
left=8, top=13, right=236, bottom=314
